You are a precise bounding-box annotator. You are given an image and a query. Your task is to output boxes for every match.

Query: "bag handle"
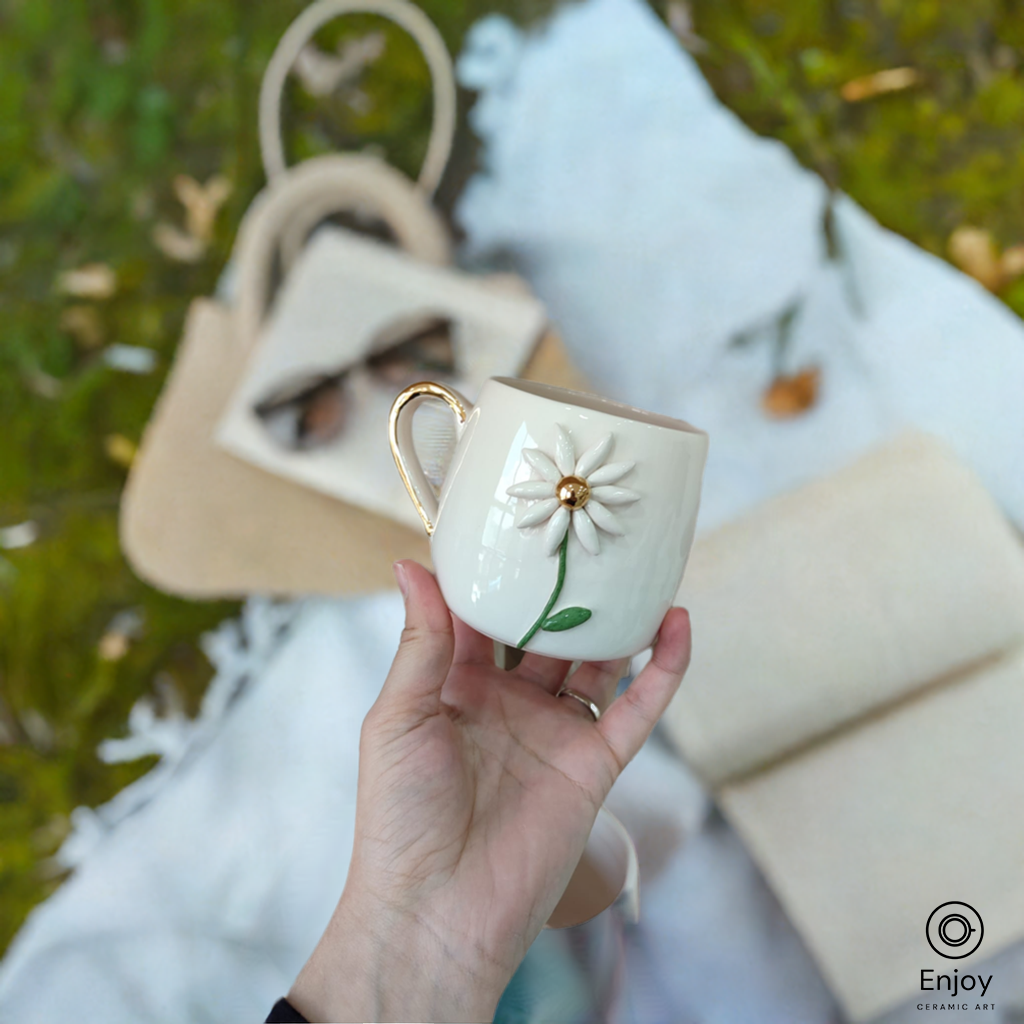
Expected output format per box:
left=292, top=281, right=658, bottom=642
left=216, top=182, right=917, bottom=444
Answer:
left=233, top=154, right=452, bottom=353
left=259, top=0, right=457, bottom=195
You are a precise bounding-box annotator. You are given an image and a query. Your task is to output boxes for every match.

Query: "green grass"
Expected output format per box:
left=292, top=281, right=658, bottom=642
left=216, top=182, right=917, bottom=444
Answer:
left=2, top=0, right=1023, bottom=954
left=691, top=0, right=1024, bottom=286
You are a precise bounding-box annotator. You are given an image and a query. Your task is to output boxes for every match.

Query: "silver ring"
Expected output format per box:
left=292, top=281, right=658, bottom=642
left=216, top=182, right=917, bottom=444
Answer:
left=556, top=687, right=601, bottom=722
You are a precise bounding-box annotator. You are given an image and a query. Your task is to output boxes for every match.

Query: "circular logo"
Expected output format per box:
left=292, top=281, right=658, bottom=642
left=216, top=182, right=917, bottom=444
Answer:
left=926, top=902, right=984, bottom=959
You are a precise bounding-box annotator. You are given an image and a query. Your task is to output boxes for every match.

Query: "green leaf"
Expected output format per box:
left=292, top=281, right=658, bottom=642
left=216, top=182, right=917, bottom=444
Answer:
left=541, top=607, right=592, bottom=632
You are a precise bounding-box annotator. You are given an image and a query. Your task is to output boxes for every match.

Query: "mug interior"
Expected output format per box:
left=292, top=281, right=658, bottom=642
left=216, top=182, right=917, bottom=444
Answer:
left=493, top=377, right=706, bottom=436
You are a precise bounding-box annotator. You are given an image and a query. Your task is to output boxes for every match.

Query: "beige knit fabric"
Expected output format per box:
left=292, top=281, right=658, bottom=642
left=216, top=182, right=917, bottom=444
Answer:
left=662, top=432, right=1024, bottom=1020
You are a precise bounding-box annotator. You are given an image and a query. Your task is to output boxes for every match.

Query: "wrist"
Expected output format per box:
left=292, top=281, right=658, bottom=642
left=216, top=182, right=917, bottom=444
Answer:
left=289, top=887, right=509, bottom=1023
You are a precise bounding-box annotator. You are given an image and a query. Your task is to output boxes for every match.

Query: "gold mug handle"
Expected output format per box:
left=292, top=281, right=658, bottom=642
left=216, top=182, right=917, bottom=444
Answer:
left=389, top=381, right=470, bottom=536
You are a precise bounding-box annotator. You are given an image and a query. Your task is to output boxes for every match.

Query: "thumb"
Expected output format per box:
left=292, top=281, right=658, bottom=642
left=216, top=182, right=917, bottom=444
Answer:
left=378, top=560, right=455, bottom=723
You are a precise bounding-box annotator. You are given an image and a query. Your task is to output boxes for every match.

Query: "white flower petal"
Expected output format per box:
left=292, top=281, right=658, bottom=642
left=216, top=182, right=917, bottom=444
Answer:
left=572, top=508, right=601, bottom=554
left=584, top=499, right=624, bottom=535
left=523, top=448, right=561, bottom=482
left=516, top=497, right=559, bottom=528
left=554, top=425, right=575, bottom=476
left=543, top=506, right=571, bottom=554
left=587, top=460, right=634, bottom=486
left=575, top=434, right=613, bottom=478
left=506, top=480, right=556, bottom=499
left=591, top=485, right=640, bottom=506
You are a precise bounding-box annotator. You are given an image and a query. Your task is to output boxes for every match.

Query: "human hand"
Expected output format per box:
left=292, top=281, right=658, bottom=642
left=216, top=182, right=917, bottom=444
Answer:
left=289, top=560, right=692, bottom=1023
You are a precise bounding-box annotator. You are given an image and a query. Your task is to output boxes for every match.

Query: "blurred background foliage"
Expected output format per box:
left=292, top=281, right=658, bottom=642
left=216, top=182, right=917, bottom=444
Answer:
left=1, top=0, right=1022, bottom=954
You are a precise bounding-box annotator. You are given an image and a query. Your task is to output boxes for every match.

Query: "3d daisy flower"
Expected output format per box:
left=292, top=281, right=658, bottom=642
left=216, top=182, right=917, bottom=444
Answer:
left=506, top=427, right=639, bottom=555
left=505, top=426, right=639, bottom=648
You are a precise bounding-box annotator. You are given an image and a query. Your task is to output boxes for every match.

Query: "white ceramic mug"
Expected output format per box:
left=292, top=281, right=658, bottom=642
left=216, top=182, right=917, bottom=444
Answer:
left=389, top=377, right=708, bottom=660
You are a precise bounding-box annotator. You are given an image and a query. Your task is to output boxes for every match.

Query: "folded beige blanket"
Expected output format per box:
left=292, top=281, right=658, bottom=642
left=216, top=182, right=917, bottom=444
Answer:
left=664, top=432, right=1024, bottom=1020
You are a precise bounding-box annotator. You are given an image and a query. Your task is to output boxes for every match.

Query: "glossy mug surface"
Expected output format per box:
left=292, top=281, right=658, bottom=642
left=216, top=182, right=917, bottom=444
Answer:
left=389, top=377, right=708, bottom=660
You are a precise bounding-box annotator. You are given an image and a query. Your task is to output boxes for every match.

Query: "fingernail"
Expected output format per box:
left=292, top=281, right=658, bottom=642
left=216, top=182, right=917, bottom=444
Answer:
left=393, top=561, right=409, bottom=600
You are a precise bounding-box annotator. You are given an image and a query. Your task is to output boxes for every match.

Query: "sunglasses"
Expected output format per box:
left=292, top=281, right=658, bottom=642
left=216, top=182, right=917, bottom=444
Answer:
left=253, top=313, right=456, bottom=451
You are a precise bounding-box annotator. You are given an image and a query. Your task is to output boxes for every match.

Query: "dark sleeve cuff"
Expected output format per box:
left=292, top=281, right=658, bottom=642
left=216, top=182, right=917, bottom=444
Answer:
left=266, top=997, right=309, bottom=1023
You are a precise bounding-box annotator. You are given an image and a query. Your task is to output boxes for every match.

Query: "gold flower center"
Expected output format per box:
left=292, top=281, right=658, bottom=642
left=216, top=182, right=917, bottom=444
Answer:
left=556, top=475, right=591, bottom=510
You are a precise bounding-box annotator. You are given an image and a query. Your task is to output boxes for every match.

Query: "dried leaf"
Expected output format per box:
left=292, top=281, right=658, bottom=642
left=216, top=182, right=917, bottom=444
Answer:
left=104, top=433, right=137, bottom=468
left=153, top=175, right=231, bottom=262
left=1000, top=244, right=1024, bottom=279
left=840, top=67, right=921, bottom=102
left=152, top=222, right=206, bottom=263
left=97, top=631, right=130, bottom=662
left=762, top=367, right=821, bottom=419
left=60, top=305, right=105, bottom=348
left=56, top=263, right=117, bottom=299
left=293, top=32, right=386, bottom=97
left=666, top=2, right=708, bottom=54
left=98, top=608, right=144, bottom=662
left=949, top=226, right=1005, bottom=291
left=26, top=370, right=62, bottom=399
left=173, top=174, right=232, bottom=243
left=0, top=521, right=39, bottom=550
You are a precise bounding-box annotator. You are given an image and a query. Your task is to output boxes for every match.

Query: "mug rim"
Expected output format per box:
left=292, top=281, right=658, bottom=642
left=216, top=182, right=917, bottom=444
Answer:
left=491, top=377, right=707, bottom=437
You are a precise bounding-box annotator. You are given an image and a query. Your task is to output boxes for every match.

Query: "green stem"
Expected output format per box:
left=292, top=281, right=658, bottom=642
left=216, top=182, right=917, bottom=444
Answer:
left=517, top=530, right=568, bottom=649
